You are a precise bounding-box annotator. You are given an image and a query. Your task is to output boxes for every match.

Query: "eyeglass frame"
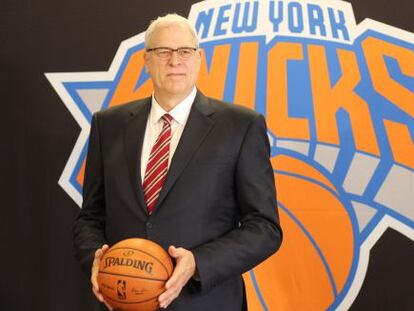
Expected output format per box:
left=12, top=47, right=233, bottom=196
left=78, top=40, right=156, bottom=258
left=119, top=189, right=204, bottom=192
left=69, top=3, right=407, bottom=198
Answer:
left=145, top=46, right=198, bottom=59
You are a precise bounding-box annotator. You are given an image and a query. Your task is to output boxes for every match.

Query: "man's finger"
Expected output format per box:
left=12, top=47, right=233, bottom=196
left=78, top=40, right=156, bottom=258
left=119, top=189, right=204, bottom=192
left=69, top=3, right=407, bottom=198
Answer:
left=95, top=248, right=102, bottom=260
left=92, top=285, right=113, bottom=310
left=91, top=277, right=99, bottom=292
left=159, top=246, right=196, bottom=308
left=103, top=299, right=114, bottom=311
left=91, top=244, right=110, bottom=303
left=159, top=288, right=179, bottom=309
left=159, top=271, right=181, bottom=307
left=165, top=267, right=181, bottom=289
left=92, top=285, right=104, bottom=302
left=95, top=244, right=109, bottom=259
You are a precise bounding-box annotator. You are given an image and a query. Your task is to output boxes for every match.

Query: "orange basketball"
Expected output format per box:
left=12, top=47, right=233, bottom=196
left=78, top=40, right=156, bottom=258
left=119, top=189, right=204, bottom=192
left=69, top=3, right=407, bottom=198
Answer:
left=244, top=155, right=355, bottom=310
left=97, top=238, right=174, bottom=311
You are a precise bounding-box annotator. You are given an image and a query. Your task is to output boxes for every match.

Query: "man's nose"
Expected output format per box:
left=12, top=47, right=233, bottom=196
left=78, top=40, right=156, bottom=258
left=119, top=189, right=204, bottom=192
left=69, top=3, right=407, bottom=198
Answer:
left=168, top=51, right=181, bottom=65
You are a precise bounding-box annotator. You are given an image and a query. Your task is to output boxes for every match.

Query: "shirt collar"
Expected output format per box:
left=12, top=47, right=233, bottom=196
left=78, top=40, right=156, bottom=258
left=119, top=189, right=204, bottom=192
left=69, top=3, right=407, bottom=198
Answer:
left=150, top=87, right=197, bottom=125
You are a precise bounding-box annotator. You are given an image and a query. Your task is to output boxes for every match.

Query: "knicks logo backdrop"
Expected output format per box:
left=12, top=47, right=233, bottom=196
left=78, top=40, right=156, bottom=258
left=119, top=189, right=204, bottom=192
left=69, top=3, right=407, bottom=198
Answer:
left=46, top=0, right=414, bottom=310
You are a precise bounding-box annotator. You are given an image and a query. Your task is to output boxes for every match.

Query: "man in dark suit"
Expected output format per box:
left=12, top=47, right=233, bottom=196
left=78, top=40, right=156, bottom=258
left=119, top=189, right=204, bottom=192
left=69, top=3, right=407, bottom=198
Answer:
left=73, top=13, right=282, bottom=311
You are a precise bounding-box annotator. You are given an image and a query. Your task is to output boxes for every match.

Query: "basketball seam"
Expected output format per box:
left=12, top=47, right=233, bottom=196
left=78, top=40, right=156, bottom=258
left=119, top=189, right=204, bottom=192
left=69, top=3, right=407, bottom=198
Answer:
left=98, top=270, right=167, bottom=282
left=105, top=293, right=160, bottom=304
left=277, top=201, right=338, bottom=297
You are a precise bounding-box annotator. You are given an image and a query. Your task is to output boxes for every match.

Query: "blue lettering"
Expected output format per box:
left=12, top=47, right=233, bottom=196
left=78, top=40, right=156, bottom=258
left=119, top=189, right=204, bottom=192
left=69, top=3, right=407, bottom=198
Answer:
left=195, top=9, right=214, bottom=39
left=288, top=2, right=304, bottom=33
left=214, top=4, right=232, bottom=36
left=308, top=4, right=327, bottom=36
left=328, top=8, right=350, bottom=41
left=232, top=1, right=258, bottom=34
left=269, top=0, right=283, bottom=32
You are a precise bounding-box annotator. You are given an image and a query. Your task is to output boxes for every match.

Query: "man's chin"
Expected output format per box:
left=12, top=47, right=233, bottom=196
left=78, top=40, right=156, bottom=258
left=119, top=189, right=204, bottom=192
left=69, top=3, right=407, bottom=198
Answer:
left=164, top=86, right=192, bottom=97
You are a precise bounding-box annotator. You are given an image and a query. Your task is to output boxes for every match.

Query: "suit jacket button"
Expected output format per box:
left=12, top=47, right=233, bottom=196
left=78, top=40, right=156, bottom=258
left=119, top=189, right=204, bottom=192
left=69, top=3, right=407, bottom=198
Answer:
left=146, top=222, right=153, bottom=229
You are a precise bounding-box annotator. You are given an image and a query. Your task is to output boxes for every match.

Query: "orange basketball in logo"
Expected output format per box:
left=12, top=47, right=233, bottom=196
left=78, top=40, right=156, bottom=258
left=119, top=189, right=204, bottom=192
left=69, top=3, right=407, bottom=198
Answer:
left=244, top=154, right=354, bottom=310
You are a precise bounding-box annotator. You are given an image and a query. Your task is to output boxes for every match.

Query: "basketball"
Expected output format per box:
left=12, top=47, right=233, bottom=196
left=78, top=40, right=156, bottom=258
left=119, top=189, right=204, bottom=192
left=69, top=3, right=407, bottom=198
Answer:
left=97, top=238, right=174, bottom=311
left=244, top=155, right=355, bottom=310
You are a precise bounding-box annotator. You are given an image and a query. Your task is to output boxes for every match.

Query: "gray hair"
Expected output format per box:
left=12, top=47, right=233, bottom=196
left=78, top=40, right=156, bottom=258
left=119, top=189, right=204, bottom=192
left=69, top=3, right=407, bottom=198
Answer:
left=144, top=13, right=199, bottom=48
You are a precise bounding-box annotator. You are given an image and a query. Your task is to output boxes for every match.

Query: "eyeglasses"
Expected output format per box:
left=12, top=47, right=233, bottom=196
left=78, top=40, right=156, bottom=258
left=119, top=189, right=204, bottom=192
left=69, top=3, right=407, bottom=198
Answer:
left=146, top=47, right=198, bottom=60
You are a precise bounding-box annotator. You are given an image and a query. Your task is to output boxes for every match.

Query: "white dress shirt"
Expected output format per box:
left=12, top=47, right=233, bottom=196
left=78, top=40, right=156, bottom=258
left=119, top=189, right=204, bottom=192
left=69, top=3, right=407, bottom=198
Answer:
left=140, top=87, right=197, bottom=182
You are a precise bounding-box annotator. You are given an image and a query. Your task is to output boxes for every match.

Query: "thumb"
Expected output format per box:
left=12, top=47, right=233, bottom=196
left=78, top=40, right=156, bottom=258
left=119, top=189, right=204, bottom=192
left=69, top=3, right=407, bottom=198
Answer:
left=168, top=245, right=178, bottom=258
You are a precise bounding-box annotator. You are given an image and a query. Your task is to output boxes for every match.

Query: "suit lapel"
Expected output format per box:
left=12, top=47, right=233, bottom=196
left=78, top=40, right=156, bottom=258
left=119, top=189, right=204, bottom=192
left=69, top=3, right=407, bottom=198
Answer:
left=155, top=92, right=215, bottom=210
left=124, top=98, right=151, bottom=213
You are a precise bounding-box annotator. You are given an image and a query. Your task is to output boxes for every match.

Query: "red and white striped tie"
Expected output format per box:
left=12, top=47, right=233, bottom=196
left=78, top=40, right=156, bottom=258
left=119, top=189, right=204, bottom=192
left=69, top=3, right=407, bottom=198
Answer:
left=143, top=114, right=173, bottom=214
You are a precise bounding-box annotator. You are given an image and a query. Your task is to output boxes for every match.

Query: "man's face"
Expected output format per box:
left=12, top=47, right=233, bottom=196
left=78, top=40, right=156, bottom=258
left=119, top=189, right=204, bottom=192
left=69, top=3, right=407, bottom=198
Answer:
left=144, top=24, right=202, bottom=99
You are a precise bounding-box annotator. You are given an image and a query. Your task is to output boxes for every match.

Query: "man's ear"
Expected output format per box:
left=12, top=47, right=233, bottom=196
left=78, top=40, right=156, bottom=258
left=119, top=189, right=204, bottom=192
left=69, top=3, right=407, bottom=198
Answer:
left=196, top=48, right=203, bottom=59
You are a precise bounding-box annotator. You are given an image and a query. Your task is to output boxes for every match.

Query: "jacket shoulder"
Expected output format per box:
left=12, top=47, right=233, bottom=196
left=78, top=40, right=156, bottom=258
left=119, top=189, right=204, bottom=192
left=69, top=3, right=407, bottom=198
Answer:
left=206, top=96, right=261, bottom=122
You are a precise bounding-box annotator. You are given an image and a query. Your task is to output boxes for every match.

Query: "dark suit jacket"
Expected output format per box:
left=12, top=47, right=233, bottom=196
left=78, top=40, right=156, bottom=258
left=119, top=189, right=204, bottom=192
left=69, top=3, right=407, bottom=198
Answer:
left=73, top=91, right=282, bottom=311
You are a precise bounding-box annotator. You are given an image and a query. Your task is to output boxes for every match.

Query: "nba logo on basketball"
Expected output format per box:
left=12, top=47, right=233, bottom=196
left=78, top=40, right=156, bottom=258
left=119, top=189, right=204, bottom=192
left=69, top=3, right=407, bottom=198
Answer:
left=117, top=280, right=127, bottom=300
left=46, top=0, right=414, bottom=309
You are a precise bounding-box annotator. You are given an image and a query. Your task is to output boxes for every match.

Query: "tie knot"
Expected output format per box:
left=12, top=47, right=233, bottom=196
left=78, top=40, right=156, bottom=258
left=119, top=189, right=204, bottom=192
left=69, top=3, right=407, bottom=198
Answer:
left=162, top=114, right=173, bottom=125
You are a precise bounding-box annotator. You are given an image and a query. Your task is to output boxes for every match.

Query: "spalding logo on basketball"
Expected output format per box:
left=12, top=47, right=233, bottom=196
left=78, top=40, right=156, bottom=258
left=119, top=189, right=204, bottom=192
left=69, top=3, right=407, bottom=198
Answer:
left=47, top=0, right=414, bottom=309
left=98, top=238, right=173, bottom=311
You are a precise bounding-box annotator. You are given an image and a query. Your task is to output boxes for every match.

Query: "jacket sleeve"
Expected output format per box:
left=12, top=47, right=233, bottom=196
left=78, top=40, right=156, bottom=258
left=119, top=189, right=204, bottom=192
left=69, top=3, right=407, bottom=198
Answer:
left=72, top=113, right=107, bottom=278
left=192, top=113, right=283, bottom=291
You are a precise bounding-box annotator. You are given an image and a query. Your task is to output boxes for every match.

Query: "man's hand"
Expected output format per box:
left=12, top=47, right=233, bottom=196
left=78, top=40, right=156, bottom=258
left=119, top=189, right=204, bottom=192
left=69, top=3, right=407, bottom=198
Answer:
left=91, top=244, right=114, bottom=311
left=158, top=246, right=196, bottom=309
